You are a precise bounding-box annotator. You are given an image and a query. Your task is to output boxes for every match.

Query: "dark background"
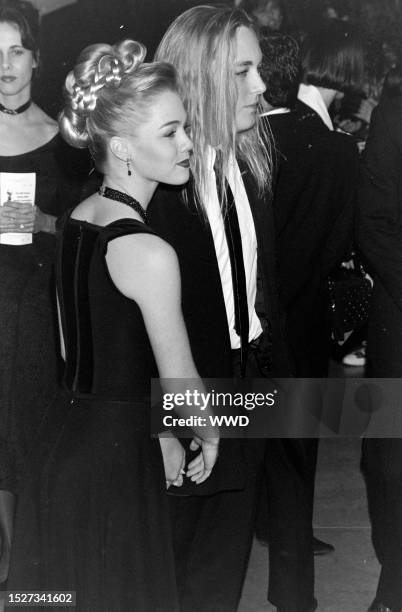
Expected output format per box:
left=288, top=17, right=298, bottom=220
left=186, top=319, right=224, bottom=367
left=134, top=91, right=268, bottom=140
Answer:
left=35, top=0, right=402, bottom=117
left=37, top=0, right=217, bottom=116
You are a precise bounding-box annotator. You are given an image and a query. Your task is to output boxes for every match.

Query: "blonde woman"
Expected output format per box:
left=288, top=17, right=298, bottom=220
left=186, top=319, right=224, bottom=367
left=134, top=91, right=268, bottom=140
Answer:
left=8, top=39, right=218, bottom=611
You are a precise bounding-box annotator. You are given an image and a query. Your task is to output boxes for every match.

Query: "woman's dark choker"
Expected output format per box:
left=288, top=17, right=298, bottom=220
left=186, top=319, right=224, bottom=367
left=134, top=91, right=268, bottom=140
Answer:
left=0, top=99, right=32, bottom=115
left=98, top=185, right=148, bottom=224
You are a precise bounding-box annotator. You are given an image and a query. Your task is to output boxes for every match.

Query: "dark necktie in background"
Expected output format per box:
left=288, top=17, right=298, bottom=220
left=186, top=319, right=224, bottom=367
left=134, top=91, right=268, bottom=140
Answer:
left=216, top=170, right=250, bottom=377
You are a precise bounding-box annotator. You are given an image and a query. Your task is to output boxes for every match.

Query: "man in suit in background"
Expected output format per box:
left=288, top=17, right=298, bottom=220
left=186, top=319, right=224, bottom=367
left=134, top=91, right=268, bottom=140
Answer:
left=261, top=29, right=359, bottom=378
left=358, top=87, right=402, bottom=612
left=149, top=5, right=289, bottom=611
left=258, top=29, right=359, bottom=612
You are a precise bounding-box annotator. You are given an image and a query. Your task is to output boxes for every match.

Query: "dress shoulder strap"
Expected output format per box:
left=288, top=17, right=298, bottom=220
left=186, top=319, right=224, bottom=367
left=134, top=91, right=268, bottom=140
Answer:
left=98, top=218, right=160, bottom=253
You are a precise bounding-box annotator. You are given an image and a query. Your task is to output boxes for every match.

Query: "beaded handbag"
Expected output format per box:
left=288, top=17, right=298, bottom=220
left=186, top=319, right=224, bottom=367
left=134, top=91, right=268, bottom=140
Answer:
left=327, top=257, right=373, bottom=342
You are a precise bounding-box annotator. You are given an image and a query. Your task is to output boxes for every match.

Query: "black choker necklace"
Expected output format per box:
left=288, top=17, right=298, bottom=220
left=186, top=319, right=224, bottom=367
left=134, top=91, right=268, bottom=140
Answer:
left=99, top=185, right=148, bottom=224
left=0, top=99, right=32, bottom=115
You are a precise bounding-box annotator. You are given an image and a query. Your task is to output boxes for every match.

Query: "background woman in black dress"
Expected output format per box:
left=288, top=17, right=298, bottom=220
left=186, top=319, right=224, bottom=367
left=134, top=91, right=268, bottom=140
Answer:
left=8, top=38, right=219, bottom=611
left=0, top=0, right=88, bottom=584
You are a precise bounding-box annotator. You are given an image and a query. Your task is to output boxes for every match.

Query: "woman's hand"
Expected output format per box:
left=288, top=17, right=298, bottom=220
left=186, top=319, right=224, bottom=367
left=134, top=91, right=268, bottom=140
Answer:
left=159, top=435, right=186, bottom=489
left=0, top=201, right=56, bottom=234
left=0, top=200, right=34, bottom=232
left=186, top=436, right=219, bottom=484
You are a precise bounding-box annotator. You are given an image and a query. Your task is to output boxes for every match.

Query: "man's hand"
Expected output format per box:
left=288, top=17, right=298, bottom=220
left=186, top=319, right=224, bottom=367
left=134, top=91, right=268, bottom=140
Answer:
left=187, top=436, right=219, bottom=484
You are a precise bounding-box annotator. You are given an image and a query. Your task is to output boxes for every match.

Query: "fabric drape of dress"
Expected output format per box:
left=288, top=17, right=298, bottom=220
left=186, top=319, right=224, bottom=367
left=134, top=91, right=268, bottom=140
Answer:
left=8, top=217, right=179, bottom=611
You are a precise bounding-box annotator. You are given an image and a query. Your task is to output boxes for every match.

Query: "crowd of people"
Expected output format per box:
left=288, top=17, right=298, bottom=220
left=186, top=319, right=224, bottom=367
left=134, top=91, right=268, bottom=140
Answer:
left=0, top=0, right=401, bottom=611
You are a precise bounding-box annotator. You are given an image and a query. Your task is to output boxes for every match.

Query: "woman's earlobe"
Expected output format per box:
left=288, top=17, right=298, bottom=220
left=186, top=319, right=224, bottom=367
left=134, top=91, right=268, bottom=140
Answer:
left=109, top=136, right=129, bottom=162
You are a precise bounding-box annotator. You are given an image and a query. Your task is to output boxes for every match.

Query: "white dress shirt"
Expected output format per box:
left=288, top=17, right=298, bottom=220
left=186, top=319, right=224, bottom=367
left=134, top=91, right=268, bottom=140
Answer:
left=297, top=83, right=334, bottom=131
left=203, top=147, right=263, bottom=349
left=259, top=107, right=291, bottom=117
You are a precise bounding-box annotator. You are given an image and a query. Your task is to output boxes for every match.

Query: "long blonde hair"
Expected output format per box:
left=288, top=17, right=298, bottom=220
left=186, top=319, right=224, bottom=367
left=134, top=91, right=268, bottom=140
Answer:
left=155, top=5, right=272, bottom=214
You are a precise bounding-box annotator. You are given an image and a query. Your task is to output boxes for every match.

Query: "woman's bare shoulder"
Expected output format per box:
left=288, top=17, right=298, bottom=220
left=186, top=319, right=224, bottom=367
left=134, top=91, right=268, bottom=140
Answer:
left=106, top=233, right=179, bottom=301
left=109, top=232, right=177, bottom=270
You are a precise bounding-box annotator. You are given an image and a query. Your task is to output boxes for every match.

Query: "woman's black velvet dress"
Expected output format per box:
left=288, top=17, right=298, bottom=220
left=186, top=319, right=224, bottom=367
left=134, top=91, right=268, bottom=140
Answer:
left=0, top=135, right=88, bottom=493
left=8, top=217, right=178, bottom=611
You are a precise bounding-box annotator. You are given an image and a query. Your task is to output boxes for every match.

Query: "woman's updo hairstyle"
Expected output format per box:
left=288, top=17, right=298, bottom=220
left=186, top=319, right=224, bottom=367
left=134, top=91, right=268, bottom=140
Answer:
left=59, top=39, right=179, bottom=171
left=0, top=0, right=40, bottom=64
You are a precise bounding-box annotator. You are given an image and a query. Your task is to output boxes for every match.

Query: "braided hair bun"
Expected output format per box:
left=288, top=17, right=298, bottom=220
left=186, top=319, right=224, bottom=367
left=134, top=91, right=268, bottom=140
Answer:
left=59, top=40, right=146, bottom=148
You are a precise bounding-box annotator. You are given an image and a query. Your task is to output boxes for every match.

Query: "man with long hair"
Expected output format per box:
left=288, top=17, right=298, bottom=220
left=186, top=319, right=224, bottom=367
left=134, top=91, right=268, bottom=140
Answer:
left=149, top=5, right=289, bottom=611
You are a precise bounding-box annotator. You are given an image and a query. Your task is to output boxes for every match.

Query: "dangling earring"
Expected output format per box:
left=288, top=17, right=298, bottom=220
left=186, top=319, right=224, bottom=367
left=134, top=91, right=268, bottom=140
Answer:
left=126, top=158, right=132, bottom=176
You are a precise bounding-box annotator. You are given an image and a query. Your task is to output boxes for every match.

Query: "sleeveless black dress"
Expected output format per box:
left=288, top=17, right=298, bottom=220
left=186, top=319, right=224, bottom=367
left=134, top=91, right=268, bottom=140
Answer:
left=8, top=217, right=179, bottom=611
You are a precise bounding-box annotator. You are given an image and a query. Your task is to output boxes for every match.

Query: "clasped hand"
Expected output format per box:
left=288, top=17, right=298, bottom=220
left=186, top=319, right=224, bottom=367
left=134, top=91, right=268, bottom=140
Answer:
left=160, top=435, right=219, bottom=489
left=0, top=200, right=47, bottom=233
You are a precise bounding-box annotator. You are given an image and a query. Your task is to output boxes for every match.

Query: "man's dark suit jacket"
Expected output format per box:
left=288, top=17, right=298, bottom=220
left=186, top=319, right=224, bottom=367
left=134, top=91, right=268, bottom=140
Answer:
left=358, top=96, right=402, bottom=610
left=148, top=170, right=290, bottom=379
left=148, top=166, right=289, bottom=611
left=148, top=168, right=289, bottom=499
left=266, top=101, right=358, bottom=375
left=260, top=105, right=358, bottom=611
left=358, top=96, right=402, bottom=376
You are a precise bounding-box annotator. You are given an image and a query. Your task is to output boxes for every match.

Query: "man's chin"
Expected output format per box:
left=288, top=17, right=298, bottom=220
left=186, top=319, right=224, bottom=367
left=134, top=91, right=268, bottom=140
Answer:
left=235, top=121, right=256, bottom=135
